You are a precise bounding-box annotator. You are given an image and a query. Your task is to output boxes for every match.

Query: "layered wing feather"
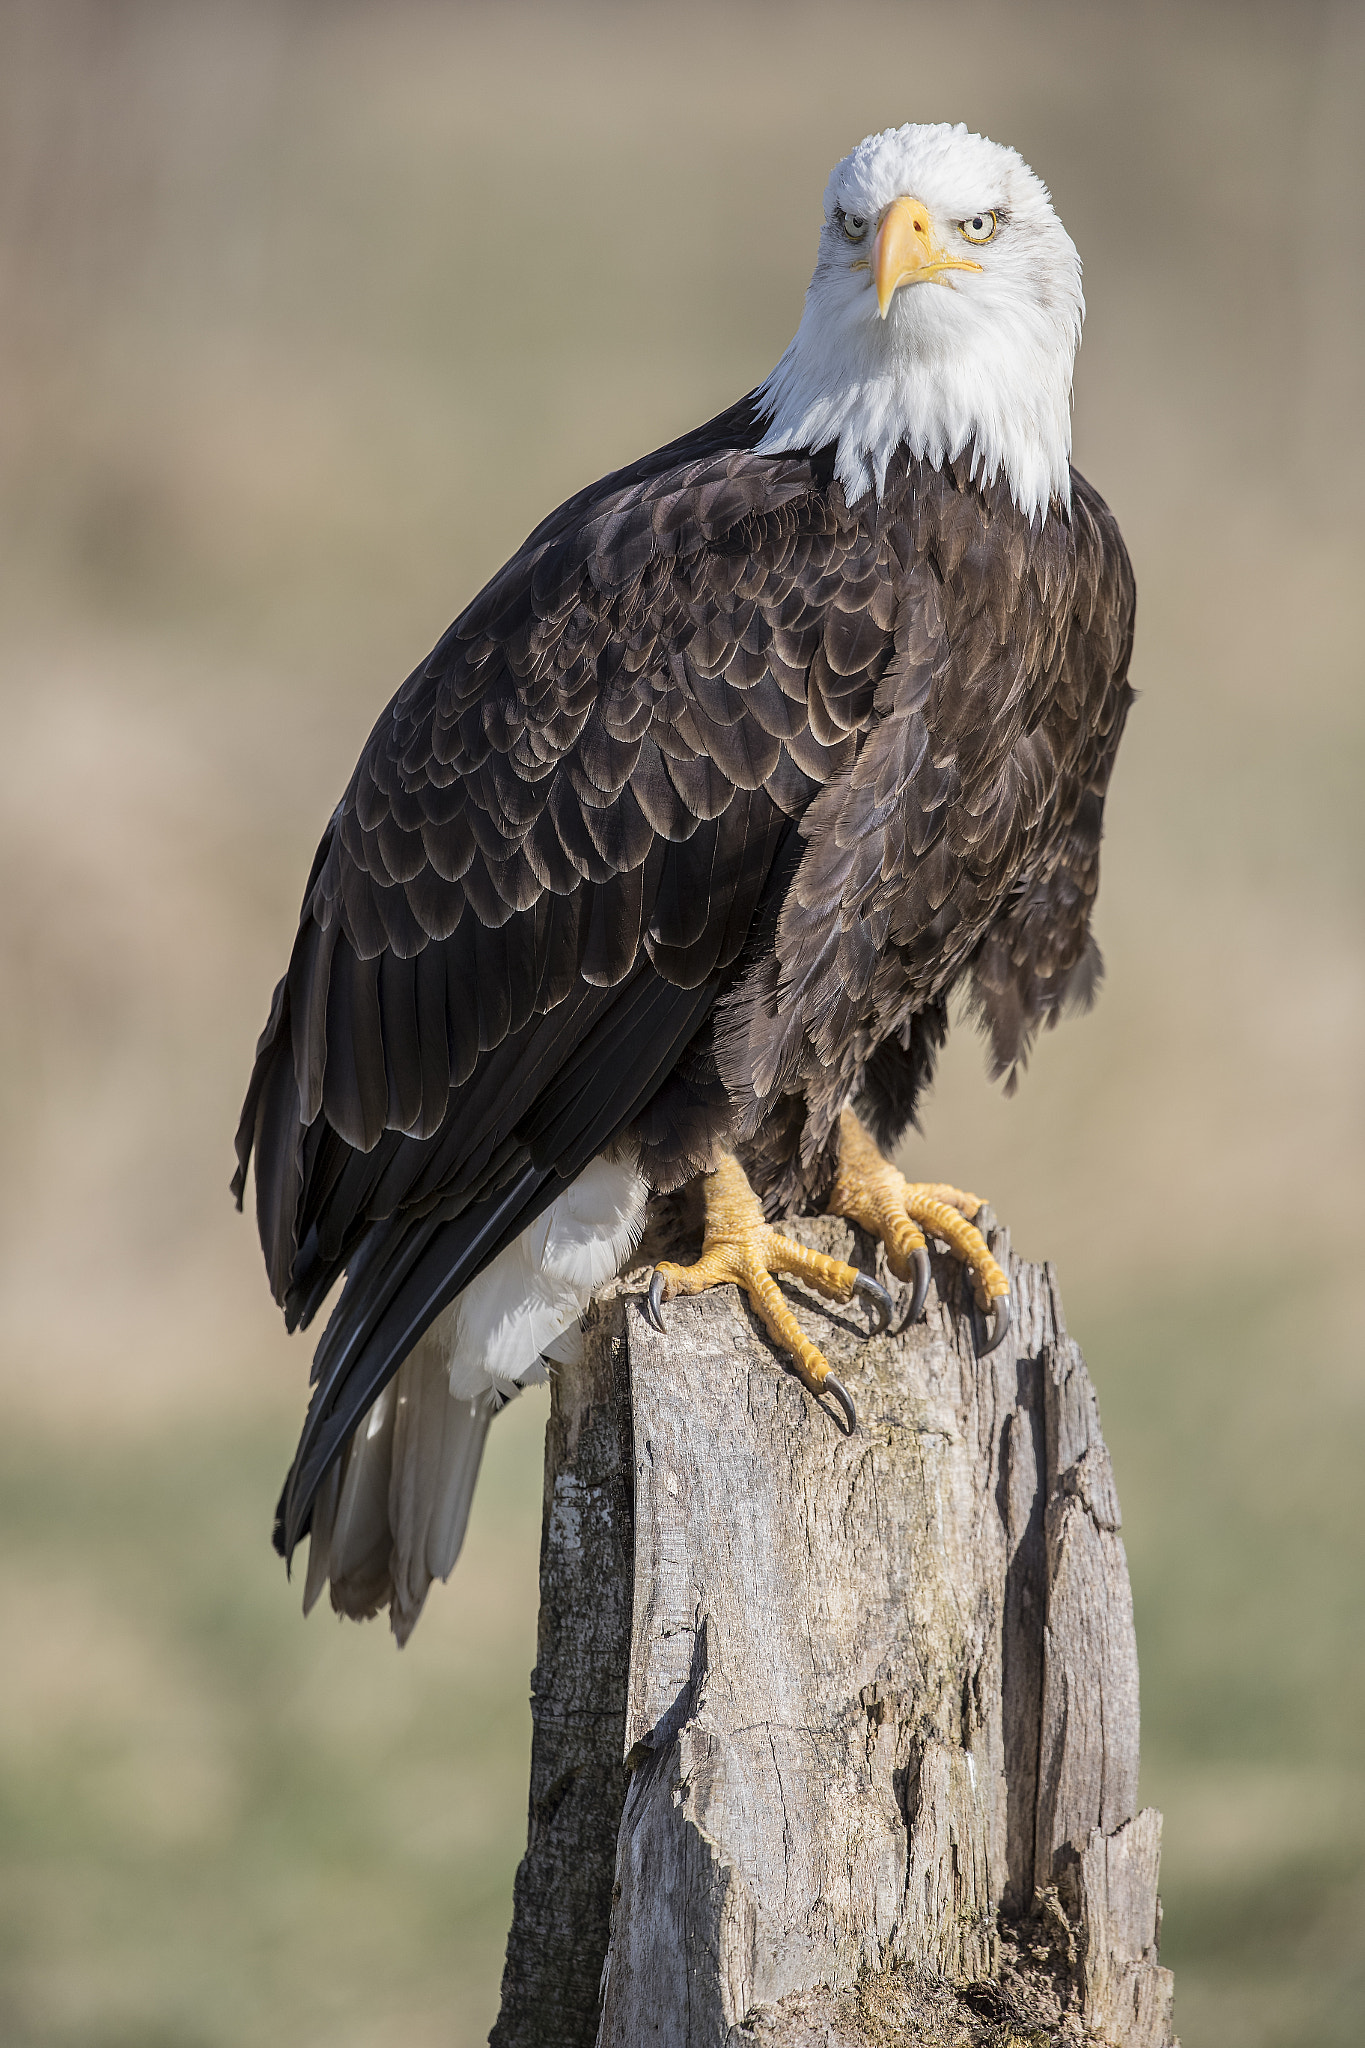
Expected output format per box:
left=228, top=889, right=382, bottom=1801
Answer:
left=714, top=457, right=1135, bottom=1173
left=233, top=398, right=903, bottom=1554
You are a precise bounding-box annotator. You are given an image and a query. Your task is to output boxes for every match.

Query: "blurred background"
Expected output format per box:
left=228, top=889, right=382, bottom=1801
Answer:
left=0, top=2, right=1361, bottom=2042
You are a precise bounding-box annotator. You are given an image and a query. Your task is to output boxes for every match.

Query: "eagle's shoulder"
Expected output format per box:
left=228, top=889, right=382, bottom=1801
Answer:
left=313, top=399, right=879, bottom=991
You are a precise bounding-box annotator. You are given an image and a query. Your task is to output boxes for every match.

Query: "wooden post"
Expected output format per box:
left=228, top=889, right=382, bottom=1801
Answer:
left=491, top=1201, right=1175, bottom=2048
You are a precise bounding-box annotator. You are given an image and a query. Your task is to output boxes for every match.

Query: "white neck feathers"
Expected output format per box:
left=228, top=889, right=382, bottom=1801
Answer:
left=757, top=292, right=1077, bottom=518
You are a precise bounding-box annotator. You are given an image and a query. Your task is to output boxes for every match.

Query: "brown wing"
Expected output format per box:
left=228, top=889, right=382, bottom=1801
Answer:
left=964, top=468, right=1136, bottom=1086
left=233, top=397, right=902, bottom=1554
left=715, top=455, right=1136, bottom=1172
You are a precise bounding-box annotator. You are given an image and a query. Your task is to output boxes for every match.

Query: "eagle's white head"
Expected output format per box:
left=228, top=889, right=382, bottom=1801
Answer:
left=757, top=124, right=1083, bottom=520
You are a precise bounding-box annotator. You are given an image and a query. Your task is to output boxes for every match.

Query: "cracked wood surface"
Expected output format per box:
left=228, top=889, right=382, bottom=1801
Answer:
left=492, top=1204, right=1175, bottom=2048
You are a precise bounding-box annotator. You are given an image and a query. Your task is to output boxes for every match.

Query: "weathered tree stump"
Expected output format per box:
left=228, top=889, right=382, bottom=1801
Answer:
left=491, top=1198, right=1175, bottom=2048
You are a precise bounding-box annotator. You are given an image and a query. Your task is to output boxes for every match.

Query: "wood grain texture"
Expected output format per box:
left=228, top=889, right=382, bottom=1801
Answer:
left=494, top=1209, right=1174, bottom=2047
left=489, top=1313, right=635, bottom=2048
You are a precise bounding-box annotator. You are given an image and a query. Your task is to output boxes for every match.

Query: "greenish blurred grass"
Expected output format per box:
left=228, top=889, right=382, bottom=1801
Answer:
left=1092, top=1277, right=1365, bottom=2047
left=0, top=2, right=1361, bottom=2041
left=0, top=1392, right=549, bottom=2048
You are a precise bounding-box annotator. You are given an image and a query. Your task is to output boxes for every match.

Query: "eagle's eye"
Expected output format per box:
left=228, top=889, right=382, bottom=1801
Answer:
left=840, top=211, right=868, bottom=244
left=959, top=211, right=998, bottom=245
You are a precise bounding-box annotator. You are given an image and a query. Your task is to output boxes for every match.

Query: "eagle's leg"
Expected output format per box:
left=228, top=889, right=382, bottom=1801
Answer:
left=829, top=1108, right=1012, bottom=1354
left=646, top=1152, right=889, bottom=1434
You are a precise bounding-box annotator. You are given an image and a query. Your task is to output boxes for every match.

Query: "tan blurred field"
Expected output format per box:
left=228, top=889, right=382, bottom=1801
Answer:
left=0, top=2, right=1361, bottom=2042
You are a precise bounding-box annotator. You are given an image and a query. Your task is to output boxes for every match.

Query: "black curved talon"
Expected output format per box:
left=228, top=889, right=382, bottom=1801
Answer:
left=907, top=1246, right=931, bottom=1324
left=821, top=1372, right=858, bottom=1435
left=645, top=1269, right=668, bottom=1332
left=852, top=1271, right=893, bottom=1332
left=976, top=1292, right=1012, bottom=1357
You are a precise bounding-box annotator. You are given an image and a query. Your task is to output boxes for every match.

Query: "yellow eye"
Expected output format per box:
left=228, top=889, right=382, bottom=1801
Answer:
left=840, top=210, right=869, bottom=243
left=959, top=211, right=998, bottom=245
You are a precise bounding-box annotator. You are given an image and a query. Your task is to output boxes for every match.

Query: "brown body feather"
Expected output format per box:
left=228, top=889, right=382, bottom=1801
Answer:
left=234, top=391, right=1134, bottom=1555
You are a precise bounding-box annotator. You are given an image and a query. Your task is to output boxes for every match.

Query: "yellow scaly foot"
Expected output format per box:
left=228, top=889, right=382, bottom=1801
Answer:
left=646, top=1152, right=891, bottom=1434
left=828, top=1108, right=1012, bottom=1354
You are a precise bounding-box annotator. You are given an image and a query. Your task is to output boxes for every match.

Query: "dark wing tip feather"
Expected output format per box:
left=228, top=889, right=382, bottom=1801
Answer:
left=277, top=1163, right=555, bottom=1561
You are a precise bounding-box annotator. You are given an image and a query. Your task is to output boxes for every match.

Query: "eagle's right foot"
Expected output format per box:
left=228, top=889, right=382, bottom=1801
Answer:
left=645, top=1152, right=889, bottom=1434
left=828, top=1108, right=1012, bottom=1354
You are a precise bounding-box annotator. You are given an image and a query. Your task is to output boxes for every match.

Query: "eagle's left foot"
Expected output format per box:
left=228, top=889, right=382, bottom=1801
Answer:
left=645, top=1151, right=891, bottom=1433
left=829, top=1108, right=1012, bottom=1354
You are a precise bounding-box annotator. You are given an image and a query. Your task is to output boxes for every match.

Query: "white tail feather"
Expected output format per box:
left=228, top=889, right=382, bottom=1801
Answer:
left=325, top=1378, right=398, bottom=1620
left=434, top=1153, right=647, bottom=1396
left=301, top=1151, right=647, bottom=1641
left=388, top=1335, right=493, bottom=1644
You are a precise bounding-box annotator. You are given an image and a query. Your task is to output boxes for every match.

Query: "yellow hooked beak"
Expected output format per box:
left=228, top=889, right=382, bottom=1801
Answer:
left=872, top=195, right=982, bottom=317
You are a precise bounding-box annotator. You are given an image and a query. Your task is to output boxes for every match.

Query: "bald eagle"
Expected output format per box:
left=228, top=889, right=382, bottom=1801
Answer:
left=234, top=123, right=1134, bottom=1642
